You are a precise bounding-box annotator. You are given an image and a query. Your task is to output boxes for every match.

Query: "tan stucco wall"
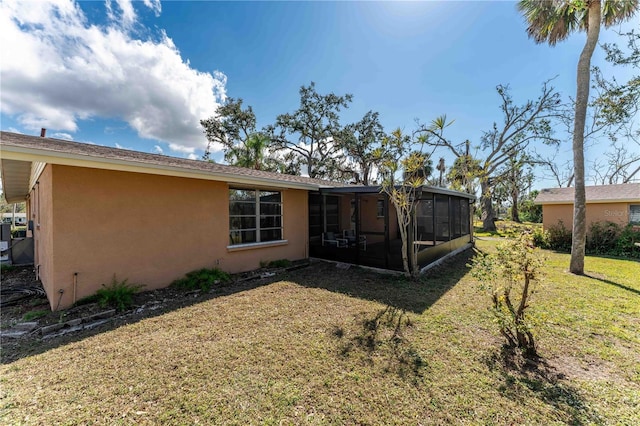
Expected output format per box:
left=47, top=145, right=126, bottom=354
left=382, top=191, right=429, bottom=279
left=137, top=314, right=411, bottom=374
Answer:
left=542, top=202, right=634, bottom=230
left=43, top=165, right=308, bottom=310
left=30, top=165, right=55, bottom=305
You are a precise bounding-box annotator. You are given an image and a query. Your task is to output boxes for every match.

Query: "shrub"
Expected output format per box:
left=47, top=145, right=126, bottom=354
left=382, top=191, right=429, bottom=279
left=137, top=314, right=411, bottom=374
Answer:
left=546, top=220, right=572, bottom=252
left=586, top=221, right=621, bottom=255
left=11, top=227, right=27, bottom=238
left=95, top=275, right=144, bottom=312
left=614, top=225, right=640, bottom=259
left=471, top=233, right=545, bottom=356
left=531, top=227, right=549, bottom=249
left=171, top=268, right=231, bottom=292
left=265, top=259, right=291, bottom=268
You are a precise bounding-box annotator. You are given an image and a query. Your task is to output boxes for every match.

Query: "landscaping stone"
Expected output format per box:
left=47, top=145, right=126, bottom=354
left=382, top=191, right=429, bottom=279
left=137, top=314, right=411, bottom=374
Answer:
left=84, top=309, right=116, bottom=322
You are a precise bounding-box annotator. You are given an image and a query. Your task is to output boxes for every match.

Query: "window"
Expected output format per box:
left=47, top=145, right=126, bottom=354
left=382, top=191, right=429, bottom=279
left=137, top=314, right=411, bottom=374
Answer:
left=229, top=189, right=282, bottom=245
left=630, top=205, right=640, bottom=225
left=376, top=199, right=385, bottom=218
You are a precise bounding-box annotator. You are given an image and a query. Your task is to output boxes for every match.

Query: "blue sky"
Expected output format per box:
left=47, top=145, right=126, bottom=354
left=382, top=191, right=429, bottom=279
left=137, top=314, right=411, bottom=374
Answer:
left=1, top=0, right=637, bottom=188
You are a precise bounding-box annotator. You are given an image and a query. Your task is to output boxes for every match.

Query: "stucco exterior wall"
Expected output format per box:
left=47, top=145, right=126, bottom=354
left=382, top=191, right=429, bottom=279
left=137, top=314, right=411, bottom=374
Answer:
left=46, top=165, right=308, bottom=310
left=30, top=164, right=55, bottom=306
left=542, top=202, right=634, bottom=230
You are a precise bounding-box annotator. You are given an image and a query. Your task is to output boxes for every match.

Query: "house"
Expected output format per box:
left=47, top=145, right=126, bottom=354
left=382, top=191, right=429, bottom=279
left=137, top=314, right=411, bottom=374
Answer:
left=1, top=212, right=27, bottom=226
left=1, top=131, right=474, bottom=310
left=535, top=184, right=640, bottom=230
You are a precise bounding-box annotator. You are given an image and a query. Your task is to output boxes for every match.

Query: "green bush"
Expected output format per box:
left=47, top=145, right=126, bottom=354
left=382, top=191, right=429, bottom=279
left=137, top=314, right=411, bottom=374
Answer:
left=171, top=268, right=231, bottom=292
left=260, top=259, right=291, bottom=268
left=95, top=275, right=144, bottom=312
left=11, top=226, right=27, bottom=238
left=535, top=221, right=640, bottom=259
left=471, top=233, right=545, bottom=355
left=586, top=221, right=621, bottom=255
left=531, top=227, right=549, bottom=249
left=545, top=220, right=572, bottom=252
left=614, top=225, right=640, bottom=259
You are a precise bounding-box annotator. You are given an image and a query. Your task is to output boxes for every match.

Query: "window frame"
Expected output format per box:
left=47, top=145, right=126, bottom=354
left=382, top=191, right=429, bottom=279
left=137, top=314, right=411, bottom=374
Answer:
left=376, top=199, right=385, bottom=218
left=630, top=204, right=640, bottom=225
left=229, top=188, right=283, bottom=246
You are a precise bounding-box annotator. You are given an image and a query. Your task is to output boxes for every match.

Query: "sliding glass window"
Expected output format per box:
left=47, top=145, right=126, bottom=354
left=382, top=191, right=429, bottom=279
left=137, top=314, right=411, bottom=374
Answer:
left=229, top=189, right=282, bottom=245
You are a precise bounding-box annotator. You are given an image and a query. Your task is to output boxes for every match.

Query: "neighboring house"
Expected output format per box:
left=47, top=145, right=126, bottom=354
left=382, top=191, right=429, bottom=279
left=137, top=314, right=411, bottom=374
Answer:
left=1, top=131, right=474, bottom=310
left=1, top=212, right=27, bottom=226
left=535, top=184, right=640, bottom=230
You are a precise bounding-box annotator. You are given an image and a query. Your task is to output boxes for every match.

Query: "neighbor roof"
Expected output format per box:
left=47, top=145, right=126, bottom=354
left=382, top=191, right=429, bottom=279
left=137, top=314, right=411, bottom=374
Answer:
left=535, top=183, right=640, bottom=205
left=0, top=131, right=344, bottom=202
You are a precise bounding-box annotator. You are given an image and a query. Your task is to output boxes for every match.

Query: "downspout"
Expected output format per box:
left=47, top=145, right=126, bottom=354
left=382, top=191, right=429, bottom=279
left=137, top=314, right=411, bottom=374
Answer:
left=73, top=273, right=78, bottom=304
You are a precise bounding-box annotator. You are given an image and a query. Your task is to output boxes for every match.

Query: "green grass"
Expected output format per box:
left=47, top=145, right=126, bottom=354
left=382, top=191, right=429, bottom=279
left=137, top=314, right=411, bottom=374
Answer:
left=474, top=219, right=542, bottom=238
left=21, top=310, right=48, bottom=321
left=1, top=242, right=638, bottom=424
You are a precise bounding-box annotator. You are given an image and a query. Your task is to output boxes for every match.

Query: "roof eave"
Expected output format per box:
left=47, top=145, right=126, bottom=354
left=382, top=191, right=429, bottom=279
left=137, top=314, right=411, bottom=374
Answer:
left=0, top=144, right=321, bottom=191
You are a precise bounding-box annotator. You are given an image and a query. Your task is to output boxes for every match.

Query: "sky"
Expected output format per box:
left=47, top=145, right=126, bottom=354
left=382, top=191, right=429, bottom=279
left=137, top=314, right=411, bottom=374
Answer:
left=1, top=0, right=638, bottom=188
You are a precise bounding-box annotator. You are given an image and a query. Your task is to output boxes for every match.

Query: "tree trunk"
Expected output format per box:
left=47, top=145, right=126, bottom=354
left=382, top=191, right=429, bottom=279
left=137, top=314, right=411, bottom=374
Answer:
left=511, top=189, right=521, bottom=223
left=570, top=1, right=601, bottom=275
left=481, top=179, right=496, bottom=231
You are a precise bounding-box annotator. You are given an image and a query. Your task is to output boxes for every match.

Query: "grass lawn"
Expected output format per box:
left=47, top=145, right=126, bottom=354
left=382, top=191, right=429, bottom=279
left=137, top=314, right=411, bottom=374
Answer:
left=474, top=219, right=542, bottom=238
left=1, top=241, right=639, bottom=425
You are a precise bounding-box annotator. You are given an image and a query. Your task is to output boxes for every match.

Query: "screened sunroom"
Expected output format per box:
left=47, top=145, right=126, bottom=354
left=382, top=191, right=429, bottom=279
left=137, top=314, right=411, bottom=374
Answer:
left=308, top=186, right=475, bottom=273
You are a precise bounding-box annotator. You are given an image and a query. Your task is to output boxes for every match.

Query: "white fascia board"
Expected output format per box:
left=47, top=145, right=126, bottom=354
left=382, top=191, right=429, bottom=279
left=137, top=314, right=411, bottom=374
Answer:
left=1, top=144, right=321, bottom=191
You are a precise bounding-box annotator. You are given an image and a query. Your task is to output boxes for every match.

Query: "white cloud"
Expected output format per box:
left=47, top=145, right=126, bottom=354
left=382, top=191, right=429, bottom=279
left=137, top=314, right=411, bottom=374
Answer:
left=115, top=143, right=123, bottom=149
left=187, top=153, right=198, bottom=160
left=0, top=0, right=226, bottom=153
left=51, top=132, right=74, bottom=140
left=153, top=145, right=164, bottom=154
left=168, top=143, right=195, bottom=154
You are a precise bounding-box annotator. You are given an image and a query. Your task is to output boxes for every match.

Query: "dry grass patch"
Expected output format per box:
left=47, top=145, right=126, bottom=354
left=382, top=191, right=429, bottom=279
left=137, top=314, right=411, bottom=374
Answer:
left=1, top=245, right=639, bottom=424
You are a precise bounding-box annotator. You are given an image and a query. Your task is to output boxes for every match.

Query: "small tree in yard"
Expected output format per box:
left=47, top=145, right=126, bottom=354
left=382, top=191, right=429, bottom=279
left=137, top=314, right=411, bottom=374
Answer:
left=471, top=233, right=545, bottom=356
left=377, top=129, right=432, bottom=279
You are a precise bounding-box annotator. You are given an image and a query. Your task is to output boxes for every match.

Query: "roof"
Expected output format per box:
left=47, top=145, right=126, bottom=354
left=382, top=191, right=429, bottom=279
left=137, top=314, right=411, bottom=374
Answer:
left=535, top=183, right=640, bottom=205
left=321, top=185, right=476, bottom=200
left=0, top=131, right=344, bottom=203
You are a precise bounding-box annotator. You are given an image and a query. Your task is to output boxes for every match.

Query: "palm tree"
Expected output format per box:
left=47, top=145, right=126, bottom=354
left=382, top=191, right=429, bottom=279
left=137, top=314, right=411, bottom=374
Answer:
left=229, top=133, right=271, bottom=170
left=518, top=0, right=639, bottom=275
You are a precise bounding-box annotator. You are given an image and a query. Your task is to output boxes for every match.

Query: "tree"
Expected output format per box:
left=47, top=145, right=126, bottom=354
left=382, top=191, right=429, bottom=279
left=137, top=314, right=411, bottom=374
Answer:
left=495, top=151, right=534, bottom=223
left=519, top=190, right=543, bottom=223
left=337, top=110, right=386, bottom=185
left=446, top=140, right=482, bottom=194
left=200, top=98, right=258, bottom=162
left=436, top=157, right=446, bottom=187
left=420, top=83, right=560, bottom=231
left=271, top=82, right=353, bottom=180
left=595, top=29, right=640, bottom=183
left=226, top=133, right=281, bottom=171
left=518, top=0, right=639, bottom=274
left=377, top=129, right=431, bottom=278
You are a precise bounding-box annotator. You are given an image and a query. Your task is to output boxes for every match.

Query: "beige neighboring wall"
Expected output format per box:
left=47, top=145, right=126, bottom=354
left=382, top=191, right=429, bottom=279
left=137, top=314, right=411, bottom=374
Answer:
left=542, top=202, right=633, bottom=230
left=45, top=165, right=308, bottom=310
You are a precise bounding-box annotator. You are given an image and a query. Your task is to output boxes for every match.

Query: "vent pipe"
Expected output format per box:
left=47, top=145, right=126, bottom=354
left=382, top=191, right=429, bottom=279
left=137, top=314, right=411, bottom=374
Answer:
left=40, top=128, right=46, bottom=137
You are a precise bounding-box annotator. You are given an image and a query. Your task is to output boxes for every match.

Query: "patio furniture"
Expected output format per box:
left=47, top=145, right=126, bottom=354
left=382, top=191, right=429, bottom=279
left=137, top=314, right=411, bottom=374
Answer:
left=343, top=229, right=366, bottom=250
left=322, top=232, right=347, bottom=248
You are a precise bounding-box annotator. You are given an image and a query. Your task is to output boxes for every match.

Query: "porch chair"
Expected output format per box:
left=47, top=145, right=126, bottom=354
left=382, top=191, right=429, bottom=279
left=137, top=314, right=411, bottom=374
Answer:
left=343, top=229, right=367, bottom=250
left=322, top=231, right=347, bottom=248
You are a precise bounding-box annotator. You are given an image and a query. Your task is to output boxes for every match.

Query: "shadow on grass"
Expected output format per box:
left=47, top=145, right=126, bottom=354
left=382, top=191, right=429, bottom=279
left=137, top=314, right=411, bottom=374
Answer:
left=1, top=276, right=278, bottom=364
left=298, top=247, right=475, bottom=315
left=484, top=347, right=603, bottom=425
left=332, top=305, right=427, bottom=385
left=585, top=274, right=640, bottom=296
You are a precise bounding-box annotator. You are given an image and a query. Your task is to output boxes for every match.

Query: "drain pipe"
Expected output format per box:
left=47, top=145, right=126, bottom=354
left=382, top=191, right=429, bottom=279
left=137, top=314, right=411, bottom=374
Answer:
left=73, top=272, right=78, bottom=304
